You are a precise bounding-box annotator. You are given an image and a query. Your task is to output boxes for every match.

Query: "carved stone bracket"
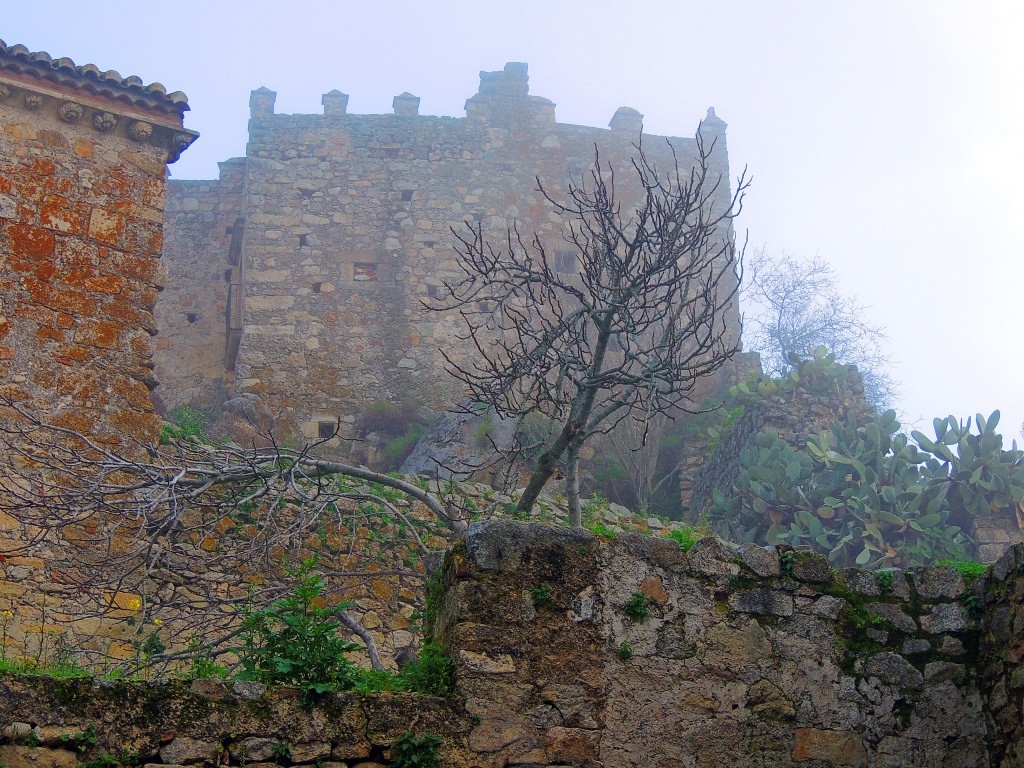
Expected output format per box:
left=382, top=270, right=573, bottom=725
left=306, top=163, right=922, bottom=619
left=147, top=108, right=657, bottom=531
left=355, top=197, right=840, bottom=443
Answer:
left=0, top=78, right=196, bottom=164
left=92, top=111, right=117, bottom=132
left=128, top=120, right=153, bottom=141
left=58, top=101, right=84, bottom=123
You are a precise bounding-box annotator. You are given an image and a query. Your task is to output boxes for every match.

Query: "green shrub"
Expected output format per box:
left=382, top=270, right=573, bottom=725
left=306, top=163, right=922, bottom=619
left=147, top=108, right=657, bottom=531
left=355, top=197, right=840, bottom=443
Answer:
left=382, top=422, right=427, bottom=469
left=159, top=405, right=210, bottom=444
left=618, top=640, right=633, bottom=660
left=234, top=559, right=360, bottom=700
left=530, top=582, right=555, bottom=610
left=666, top=526, right=701, bottom=552
left=623, top=592, right=652, bottom=623
left=398, top=642, right=456, bottom=696
left=710, top=405, right=1023, bottom=568
left=390, top=732, right=442, bottom=768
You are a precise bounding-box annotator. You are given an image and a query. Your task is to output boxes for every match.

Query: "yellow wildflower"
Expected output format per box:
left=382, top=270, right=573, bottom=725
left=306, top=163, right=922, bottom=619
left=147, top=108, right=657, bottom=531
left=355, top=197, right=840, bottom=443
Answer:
left=2, top=610, right=12, bottom=619
left=153, top=619, right=163, bottom=627
left=128, top=598, right=141, bottom=611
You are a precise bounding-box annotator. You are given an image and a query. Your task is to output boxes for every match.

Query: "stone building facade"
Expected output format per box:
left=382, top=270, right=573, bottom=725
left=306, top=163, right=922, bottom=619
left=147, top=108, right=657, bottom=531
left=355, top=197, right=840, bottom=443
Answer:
left=0, top=40, right=196, bottom=443
left=157, top=63, right=741, bottom=443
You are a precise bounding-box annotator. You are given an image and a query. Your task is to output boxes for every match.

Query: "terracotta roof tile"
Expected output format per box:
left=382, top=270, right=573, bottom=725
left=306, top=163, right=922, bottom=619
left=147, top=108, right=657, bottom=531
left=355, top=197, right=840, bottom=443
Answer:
left=0, top=39, right=189, bottom=119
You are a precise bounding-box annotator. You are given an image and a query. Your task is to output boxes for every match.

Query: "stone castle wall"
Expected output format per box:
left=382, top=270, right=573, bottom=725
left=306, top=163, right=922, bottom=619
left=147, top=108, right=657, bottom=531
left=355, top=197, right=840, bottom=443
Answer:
left=157, top=63, right=740, bottom=442
left=0, top=40, right=196, bottom=442
left=0, top=40, right=195, bottom=659
left=7, top=522, right=1024, bottom=767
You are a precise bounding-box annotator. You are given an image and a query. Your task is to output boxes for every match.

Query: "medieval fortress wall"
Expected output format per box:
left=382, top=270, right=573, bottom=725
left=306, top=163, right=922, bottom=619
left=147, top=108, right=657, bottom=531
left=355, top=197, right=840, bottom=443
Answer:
left=156, top=63, right=740, bottom=441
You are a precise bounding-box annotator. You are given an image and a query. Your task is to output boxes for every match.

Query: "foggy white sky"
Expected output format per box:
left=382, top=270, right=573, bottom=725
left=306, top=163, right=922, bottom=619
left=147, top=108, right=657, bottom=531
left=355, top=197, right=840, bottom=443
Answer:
left=5, top=1, right=1022, bottom=441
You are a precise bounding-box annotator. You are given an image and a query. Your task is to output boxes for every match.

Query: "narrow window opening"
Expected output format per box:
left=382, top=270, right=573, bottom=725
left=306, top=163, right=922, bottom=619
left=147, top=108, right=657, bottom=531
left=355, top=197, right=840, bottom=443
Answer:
left=401, top=190, right=413, bottom=202
left=312, top=281, right=322, bottom=293
left=299, top=234, right=309, bottom=247
left=185, top=313, right=198, bottom=324
left=426, top=285, right=440, bottom=298
left=318, top=421, right=336, bottom=439
left=353, top=263, right=378, bottom=282
left=478, top=301, right=491, bottom=313
left=223, top=269, right=232, bottom=283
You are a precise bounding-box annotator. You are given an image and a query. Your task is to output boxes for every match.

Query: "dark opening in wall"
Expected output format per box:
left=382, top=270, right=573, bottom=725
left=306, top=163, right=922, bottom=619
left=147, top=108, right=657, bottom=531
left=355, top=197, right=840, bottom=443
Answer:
left=427, top=285, right=440, bottom=298
left=299, top=234, right=309, bottom=246
left=479, top=301, right=491, bottom=312
left=353, top=263, right=378, bottom=282
left=312, top=282, right=322, bottom=293
left=223, top=269, right=232, bottom=283
left=401, top=190, right=413, bottom=201
left=318, top=421, right=336, bottom=439
left=186, top=313, right=198, bottom=324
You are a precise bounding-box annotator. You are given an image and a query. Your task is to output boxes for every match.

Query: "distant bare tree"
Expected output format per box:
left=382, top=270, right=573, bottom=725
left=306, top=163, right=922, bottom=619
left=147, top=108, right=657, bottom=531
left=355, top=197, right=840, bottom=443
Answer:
left=0, top=397, right=466, bottom=672
left=743, top=248, right=898, bottom=409
left=430, top=132, right=748, bottom=525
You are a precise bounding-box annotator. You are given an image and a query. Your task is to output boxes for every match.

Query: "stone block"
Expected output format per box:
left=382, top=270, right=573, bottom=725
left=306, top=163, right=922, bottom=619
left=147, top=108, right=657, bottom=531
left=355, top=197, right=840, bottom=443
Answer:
left=790, top=552, right=833, bottom=583
left=862, top=652, right=923, bottom=689
left=738, top=543, right=780, bottom=577
left=730, top=587, right=794, bottom=617
left=791, top=728, right=867, bottom=766
left=911, top=565, right=966, bottom=600
left=920, top=603, right=968, bottom=634
left=159, top=738, right=219, bottom=765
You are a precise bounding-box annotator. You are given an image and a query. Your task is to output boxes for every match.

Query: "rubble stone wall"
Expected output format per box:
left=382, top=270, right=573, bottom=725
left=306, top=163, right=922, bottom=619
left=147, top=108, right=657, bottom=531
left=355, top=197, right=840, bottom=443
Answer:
left=8, top=523, right=1024, bottom=767
left=0, top=44, right=195, bottom=442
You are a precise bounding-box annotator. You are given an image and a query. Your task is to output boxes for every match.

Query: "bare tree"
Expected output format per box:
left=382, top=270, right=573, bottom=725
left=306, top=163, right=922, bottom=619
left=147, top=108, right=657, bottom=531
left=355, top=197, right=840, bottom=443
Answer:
left=743, top=248, right=898, bottom=409
left=0, top=397, right=466, bottom=672
left=430, top=132, right=748, bottom=525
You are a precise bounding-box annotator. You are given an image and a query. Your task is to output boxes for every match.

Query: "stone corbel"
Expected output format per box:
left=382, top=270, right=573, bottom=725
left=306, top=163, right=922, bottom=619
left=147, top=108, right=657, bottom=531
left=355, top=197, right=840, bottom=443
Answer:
left=0, top=78, right=198, bottom=164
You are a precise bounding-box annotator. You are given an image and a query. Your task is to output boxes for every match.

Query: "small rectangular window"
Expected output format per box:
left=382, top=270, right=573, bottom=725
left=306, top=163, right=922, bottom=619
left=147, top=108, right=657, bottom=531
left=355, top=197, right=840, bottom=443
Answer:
left=318, top=421, right=336, bottom=439
left=401, top=190, right=413, bottom=201
left=353, top=263, right=378, bottom=282
left=312, top=281, right=322, bottom=293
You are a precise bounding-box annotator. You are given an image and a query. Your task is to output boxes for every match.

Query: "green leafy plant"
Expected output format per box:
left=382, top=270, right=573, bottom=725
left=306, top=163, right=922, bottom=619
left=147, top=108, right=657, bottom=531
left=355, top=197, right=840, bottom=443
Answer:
left=234, top=559, right=360, bottom=700
left=875, top=570, right=895, bottom=593
left=185, top=636, right=228, bottom=680
left=399, top=642, right=456, bottom=696
left=586, top=521, right=618, bottom=539
left=159, top=405, right=210, bottom=445
left=529, top=582, right=555, bottom=610
left=390, top=732, right=442, bottom=768
left=623, top=592, right=652, bottom=623
left=618, top=640, right=633, bottom=660
left=666, top=526, right=701, bottom=552
left=937, top=559, right=988, bottom=583
left=271, top=742, right=291, bottom=766
left=709, top=401, right=1024, bottom=568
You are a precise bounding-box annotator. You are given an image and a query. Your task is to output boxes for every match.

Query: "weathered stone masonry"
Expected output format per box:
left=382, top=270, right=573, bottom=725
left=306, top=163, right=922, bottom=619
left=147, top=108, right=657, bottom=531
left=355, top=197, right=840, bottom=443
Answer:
left=157, top=63, right=741, bottom=442
left=0, top=40, right=196, bottom=442
left=6, top=522, right=1024, bottom=767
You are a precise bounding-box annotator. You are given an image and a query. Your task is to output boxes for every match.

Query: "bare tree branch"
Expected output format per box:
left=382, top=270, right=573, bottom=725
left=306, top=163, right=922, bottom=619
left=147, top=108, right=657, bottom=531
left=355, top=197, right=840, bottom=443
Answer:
left=427, top=129, right=748, bottom=524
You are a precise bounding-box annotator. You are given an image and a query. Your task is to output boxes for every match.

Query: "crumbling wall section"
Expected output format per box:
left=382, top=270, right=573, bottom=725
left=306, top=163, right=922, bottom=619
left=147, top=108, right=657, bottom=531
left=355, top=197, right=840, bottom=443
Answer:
left=439, top=521, right=988, bottom=767
left=689, top=368, right=876, bottom=516
left=7, top=524, right=1024, bottom=766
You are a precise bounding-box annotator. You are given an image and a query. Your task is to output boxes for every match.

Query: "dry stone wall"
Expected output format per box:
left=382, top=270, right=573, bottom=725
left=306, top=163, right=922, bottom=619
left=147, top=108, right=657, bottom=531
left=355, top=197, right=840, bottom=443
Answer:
left=158, top=63, right=740, bottom=442
left=9, top=525, right=1024, bottom=767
